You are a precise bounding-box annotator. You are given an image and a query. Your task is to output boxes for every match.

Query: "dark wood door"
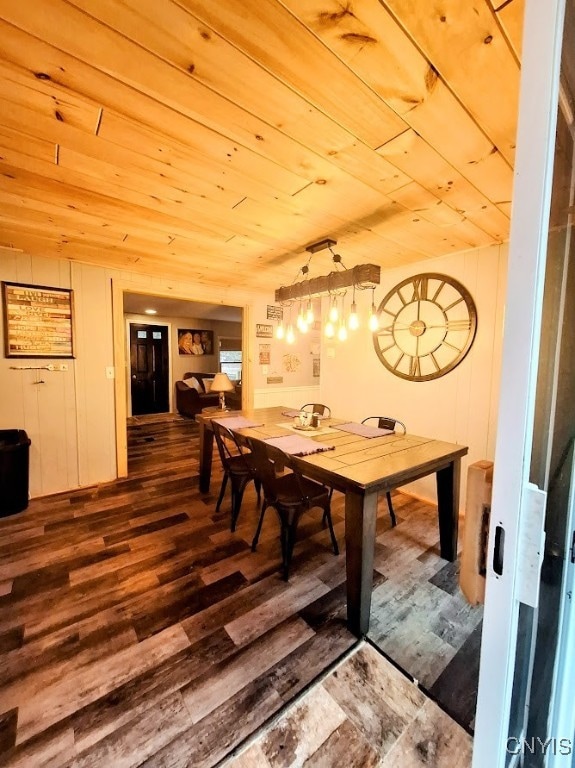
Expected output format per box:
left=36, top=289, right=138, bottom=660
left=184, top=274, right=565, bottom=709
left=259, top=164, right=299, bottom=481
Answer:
left=129, top=323, right=169, bottom=415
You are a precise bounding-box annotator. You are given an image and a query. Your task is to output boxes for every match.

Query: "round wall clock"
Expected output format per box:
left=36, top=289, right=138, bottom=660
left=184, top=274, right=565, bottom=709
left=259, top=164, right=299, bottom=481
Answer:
left=373, top=273, right=477, bottom=382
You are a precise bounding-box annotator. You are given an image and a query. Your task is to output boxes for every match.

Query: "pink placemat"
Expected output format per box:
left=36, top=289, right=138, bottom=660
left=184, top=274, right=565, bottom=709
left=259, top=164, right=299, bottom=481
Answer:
left=212, top=416, right=264, bottom=430
left=265, top=435, right=335, bottom=456
left=281, top=409, right=303, bottom=418
left=277, top=422, right=335, bottom=437
left=333, top=422, right=394, bottom=438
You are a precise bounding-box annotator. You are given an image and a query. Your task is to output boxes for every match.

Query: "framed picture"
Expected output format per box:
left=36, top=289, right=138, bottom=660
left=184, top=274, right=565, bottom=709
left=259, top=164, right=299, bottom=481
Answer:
left=256, top=323, right=273, bottom=338
left=178, top=328, right=214, bottom=355
left=258, top=343, right=271, bottom=365
left=2, top=281, right=75, bottom=358
left=266, top=305, right=283, bottom=321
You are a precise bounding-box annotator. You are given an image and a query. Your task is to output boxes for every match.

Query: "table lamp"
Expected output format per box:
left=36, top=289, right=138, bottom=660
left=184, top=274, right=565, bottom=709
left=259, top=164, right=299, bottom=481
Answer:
left=211, top=372, right=235, bottom=411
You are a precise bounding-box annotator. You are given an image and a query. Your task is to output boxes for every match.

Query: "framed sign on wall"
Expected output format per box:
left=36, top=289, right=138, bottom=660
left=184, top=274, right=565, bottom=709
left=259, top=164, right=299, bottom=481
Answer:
left=2, top=281, right=75, bottom=359
left=256, top=323, right=274, bottom=338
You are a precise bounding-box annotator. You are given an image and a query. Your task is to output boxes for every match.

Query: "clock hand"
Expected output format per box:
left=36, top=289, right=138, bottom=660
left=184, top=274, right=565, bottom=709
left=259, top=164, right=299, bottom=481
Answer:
left=379, top=322, right=412, bottom=331
left=425, top=321, right=471, bottom=330
left=379, top=320, right=470, bottom=335
left=376, top=324, right=406, bottom=335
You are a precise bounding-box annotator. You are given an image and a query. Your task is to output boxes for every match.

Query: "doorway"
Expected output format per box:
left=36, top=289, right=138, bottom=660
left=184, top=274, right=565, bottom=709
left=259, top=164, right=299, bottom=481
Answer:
left=113, top=282, right=252, bottom=478
left=129, top=322, right=170, bottom=415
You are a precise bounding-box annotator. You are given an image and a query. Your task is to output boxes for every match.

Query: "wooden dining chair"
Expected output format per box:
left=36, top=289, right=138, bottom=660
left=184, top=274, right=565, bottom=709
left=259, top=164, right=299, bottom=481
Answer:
left=212, top=421, right=261, bottom=532
left=361, top=416, right=407, bottom=528
left=247, top=437, right=339, bottom=580
left=300, top=403, right=331, bottom=418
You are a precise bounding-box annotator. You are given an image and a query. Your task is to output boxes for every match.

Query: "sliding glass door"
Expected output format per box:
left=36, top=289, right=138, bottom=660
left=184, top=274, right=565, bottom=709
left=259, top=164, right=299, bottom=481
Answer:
left=474, top=1, right=575, bottom=765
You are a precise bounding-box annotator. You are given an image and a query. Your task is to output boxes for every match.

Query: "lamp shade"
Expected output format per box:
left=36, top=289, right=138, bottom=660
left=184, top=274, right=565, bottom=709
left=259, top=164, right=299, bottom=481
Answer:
left=211, top=372, right=235, bottom=393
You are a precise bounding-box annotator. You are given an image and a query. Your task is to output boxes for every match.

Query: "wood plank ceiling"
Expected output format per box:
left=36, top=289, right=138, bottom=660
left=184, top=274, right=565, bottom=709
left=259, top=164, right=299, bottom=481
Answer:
left=0, top=0, right=523, bottom=292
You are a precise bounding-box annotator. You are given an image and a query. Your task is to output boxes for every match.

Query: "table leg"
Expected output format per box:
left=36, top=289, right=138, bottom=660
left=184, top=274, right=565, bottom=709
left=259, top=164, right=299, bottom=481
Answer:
left=345, top=489, right=378, bottom=637
left=436, top=458, right=461, bottom=561
left=199, top=421, right=214, bottom=493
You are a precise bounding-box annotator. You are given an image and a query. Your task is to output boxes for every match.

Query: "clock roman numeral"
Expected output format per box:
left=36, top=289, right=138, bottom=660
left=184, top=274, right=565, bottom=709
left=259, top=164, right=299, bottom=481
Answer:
left=397, top=291, right=407, bottom=306
left=442, top=340, right=463, bottom=353
left=443, top=296, right=465, bottom=312
left=445, top=318, right=471, bottom=331
left=411, top=277, right=428, bottom=302
left=431, top=281, right=446, bottom=302
left=393, top=352, right=405, bottom=370
left=409, top=356, right=421, bottom=378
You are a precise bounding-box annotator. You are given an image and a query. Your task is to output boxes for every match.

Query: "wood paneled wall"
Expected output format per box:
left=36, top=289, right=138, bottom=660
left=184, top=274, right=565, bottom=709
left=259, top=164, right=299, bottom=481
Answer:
left=0, top=254, right=116, bottom=496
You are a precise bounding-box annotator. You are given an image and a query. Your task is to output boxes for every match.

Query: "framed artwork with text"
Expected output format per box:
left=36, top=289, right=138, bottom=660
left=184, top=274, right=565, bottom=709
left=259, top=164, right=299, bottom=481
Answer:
left=2, top=281, right=75, bottom=358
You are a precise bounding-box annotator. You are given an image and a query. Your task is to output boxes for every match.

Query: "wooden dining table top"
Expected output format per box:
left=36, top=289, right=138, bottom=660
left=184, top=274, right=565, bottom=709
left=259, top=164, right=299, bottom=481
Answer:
left=197, top=405, right=468, bottom=496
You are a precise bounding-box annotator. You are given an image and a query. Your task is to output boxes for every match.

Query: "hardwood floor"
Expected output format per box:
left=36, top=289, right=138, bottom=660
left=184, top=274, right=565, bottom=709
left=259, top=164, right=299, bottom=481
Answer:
left=224, top=641, right=472, bottom=767
left=368, top=495, right=484, bottom=732
left=0, top=414, right=479, bottom=766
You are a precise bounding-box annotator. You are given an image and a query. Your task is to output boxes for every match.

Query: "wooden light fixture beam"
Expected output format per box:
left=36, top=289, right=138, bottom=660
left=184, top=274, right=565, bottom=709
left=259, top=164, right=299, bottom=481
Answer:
left=275, top=264, right=380, bottom=303
left=274, top=238, right=380, bottom=303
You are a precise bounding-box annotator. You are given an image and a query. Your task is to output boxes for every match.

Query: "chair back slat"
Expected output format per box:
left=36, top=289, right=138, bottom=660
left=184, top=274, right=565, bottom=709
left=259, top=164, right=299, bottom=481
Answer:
left=212, top=420, right=260, bottom=532
left=301, top=403, right=331, bottom=418
left=362, top=416, right=406, bottom=434
left=246, top=438, right=282, bottom=502
left=213, top=421, right=242, bottom=466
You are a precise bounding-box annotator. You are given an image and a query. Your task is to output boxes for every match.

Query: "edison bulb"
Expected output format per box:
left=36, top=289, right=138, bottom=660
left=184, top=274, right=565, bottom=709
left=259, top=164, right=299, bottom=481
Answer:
left=348, top=302, right=359, bottom=330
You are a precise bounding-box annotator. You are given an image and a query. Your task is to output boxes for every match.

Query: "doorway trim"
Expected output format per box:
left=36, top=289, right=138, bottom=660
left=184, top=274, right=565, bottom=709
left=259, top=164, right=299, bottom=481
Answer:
left=112, top=279, right=252, bottom=478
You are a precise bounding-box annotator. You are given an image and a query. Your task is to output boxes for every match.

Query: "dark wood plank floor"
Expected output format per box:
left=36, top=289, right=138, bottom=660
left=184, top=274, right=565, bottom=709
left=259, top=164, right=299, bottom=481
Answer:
left=0, top=413, right=479, bottom=767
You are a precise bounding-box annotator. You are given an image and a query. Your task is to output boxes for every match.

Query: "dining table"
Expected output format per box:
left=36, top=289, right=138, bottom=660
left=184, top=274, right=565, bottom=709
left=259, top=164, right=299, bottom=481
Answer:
left=196, top=405, right=468, bottom=637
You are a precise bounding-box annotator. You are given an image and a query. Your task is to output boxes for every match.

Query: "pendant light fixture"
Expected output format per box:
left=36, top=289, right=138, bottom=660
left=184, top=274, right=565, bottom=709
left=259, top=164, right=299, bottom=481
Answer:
left=348, top=284, right=359, bottom=330
left=273, top=238, right=381, bottom=345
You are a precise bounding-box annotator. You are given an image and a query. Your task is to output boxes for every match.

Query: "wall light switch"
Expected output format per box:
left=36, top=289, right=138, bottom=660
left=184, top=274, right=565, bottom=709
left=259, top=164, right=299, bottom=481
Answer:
left=326, top=347, right=335, bottom=358
left=106, top=366, right=115, bottom=380
left=262, top=365, right=269, bottom=375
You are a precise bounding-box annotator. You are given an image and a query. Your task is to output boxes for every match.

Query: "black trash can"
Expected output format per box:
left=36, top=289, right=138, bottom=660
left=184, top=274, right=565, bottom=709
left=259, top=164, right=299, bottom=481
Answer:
left=0, top=429, right=31, bottom=516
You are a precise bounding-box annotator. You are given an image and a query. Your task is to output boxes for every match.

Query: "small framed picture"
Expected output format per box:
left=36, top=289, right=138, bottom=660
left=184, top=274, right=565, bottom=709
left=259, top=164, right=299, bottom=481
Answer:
left=178, top=328, right=214, bottom=355
left=256, top=323, right=273, bottom=338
